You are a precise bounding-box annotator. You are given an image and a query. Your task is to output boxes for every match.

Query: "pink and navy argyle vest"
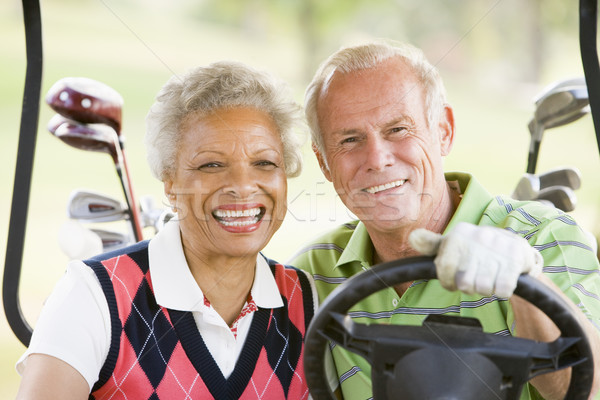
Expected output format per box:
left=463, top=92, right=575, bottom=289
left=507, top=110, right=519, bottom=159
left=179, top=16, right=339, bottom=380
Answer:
left=83, top=241, right=314, bottom=400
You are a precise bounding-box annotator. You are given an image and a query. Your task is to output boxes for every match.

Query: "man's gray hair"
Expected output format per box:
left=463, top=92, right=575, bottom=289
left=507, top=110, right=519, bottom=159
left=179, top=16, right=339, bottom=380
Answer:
left=146, top=61, right=304, bottom=181
left=304, top=40, right=447, bottom=156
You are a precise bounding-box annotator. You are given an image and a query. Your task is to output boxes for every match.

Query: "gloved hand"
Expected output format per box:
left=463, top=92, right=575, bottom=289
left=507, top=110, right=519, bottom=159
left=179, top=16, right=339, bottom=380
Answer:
left=408, top=222, right=543, bottom=298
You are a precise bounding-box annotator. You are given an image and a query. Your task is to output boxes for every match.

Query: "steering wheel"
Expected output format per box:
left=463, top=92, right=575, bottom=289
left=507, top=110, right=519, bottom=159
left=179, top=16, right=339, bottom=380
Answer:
left=304, top=256, right=593, bottom=400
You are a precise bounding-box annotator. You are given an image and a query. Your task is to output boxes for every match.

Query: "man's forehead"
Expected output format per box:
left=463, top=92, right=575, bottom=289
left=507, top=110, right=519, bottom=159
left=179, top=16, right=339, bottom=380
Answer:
left=320, top=59, right=419, bottom=100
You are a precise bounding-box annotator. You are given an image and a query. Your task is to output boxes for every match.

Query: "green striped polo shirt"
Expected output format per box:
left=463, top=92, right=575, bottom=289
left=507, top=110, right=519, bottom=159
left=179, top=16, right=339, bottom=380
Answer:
left=291, top=172, right=600, bottom=400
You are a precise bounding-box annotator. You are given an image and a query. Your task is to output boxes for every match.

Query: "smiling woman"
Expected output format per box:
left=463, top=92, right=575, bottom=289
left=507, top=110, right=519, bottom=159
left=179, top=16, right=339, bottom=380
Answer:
left=15, top=62, right=318, bottom=400
left=166, top=107, right=288, bottom=267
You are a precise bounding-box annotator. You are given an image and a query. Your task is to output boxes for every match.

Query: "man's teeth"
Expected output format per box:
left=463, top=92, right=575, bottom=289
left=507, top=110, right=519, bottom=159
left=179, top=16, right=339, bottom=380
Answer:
left=214, top=208, right=261, bottom=218
left=364, top=180, right=406, bottom=194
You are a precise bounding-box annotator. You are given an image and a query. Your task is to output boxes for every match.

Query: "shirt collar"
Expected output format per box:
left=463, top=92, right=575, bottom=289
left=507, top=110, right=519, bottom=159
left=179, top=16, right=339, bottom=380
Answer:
left=335, top=221, right=373, bottom=270
left=148, top=219, right=283, bottom=312
left=443, top=172, right=493, bottom=233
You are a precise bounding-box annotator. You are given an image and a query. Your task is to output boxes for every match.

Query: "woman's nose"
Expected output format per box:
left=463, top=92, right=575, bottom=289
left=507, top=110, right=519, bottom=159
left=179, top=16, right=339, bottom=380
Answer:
left=223, top=165, right=260, bottom=198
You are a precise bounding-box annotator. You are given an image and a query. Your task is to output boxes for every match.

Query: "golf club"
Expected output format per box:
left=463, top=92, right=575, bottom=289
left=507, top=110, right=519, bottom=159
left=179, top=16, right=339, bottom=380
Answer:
left=538, top=166, right=581, bottom=190
left=535, top=185, right=577, bottom=212
left=512, top=166, right=581, bottom=200
left=139, top=195, right=177, bottom=233
left=67, top=189, right=128, bottom=222
left=526, top=77, right=590, bottom=173
left=45, top=77, right=122, bottom=133
left=47, top=79, right=143, bottom=243
left=48, top=117, right=144, bottom=241
left=90, top=228, right=132, bottom=252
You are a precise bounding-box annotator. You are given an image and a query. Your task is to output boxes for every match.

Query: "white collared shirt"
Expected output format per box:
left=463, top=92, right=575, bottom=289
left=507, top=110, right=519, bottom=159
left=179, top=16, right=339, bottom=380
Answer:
left=17, top=220, right=296, bottom=391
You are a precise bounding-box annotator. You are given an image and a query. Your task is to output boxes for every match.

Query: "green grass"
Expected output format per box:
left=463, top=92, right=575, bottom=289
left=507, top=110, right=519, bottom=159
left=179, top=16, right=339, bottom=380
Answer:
left=1, top=2, right=599, bottom=398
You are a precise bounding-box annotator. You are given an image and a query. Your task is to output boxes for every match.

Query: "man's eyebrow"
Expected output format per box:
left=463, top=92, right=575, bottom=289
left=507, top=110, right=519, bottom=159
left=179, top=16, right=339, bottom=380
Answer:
left=330, top=128, right=362, bottom=138
left=330, top=116, right=413, bottom=137
left=382, top=116, right=413, bottom=129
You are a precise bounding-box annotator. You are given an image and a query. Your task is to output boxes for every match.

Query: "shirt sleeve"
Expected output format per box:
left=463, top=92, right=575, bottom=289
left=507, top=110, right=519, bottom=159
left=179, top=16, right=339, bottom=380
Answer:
left=15, top=260, right=111, bottom=392
left=534, top=218, right=600, bottom=332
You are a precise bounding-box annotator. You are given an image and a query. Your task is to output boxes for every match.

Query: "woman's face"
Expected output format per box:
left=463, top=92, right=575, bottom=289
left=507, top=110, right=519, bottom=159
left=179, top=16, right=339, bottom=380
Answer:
left=165, top=107, right=288, bottom=260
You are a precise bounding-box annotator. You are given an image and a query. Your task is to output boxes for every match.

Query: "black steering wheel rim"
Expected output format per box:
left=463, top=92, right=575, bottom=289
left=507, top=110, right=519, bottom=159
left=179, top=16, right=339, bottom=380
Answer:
left=304, top=256, right=594, bottom=400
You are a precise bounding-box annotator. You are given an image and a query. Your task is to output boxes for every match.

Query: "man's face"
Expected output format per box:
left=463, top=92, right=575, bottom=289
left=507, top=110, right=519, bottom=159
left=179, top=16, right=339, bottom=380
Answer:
left=315, top=57, right=454, bottom=234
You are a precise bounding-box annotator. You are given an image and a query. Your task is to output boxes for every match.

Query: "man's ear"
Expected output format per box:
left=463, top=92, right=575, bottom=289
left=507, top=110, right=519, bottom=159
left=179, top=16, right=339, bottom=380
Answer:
left=312, top=142, right=332, bottom=182
left=438, top=104, right=455, bottom=156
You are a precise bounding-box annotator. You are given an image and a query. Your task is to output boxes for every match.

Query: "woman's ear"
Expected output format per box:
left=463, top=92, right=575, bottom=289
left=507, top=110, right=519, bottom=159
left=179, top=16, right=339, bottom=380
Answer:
left=438, top=104, right=455, bottom=156
left=163, top=181, right=177, bottom=212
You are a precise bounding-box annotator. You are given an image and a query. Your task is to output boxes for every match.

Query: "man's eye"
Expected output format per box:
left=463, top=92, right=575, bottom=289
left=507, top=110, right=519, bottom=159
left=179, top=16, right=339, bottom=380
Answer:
left=390, top=127, right=406, bottom=134
left=341, top=137, right=357, bottom=145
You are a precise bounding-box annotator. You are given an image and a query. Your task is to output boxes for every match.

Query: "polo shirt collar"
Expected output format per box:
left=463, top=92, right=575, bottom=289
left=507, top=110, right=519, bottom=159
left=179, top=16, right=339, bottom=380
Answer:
left=332, top=172, right=493, bottom=270
left=443, top=172, right=493, bottom=233
left=335, top=221, right=373, bottom=269
left=148, top=219, right=283, bottom=312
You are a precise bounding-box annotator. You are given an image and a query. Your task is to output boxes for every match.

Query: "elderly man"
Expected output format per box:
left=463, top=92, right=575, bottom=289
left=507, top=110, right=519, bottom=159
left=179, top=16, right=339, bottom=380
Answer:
left=292, top=41, right=600, bottom=399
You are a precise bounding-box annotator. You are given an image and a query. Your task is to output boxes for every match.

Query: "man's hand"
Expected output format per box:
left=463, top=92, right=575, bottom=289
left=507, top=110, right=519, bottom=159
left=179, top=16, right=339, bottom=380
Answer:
left=409, top=222, right=543, bottom=298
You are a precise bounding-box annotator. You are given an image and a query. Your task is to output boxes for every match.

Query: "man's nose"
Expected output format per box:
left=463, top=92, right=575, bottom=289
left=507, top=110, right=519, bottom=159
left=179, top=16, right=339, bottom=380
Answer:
left=364, top=136, right=394, bottom=171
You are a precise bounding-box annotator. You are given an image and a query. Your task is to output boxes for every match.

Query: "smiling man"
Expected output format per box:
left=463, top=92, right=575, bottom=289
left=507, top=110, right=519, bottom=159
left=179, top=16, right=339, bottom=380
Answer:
left=292, top=41, right=600, bottom=399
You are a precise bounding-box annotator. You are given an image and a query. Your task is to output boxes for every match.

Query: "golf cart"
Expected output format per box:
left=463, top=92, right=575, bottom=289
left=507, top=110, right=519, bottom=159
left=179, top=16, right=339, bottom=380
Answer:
left=4, top=0, right=600, bottom=399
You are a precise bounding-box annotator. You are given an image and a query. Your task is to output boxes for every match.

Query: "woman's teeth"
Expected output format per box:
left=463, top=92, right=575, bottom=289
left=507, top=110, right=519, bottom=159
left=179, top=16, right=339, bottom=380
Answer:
left=364, top=180, right=406, bottom=194
left=218, top=219, right=259, bottom=227
left=213, top=208, right=261, bottom=218
left=213, top=207, right=262, bottom=227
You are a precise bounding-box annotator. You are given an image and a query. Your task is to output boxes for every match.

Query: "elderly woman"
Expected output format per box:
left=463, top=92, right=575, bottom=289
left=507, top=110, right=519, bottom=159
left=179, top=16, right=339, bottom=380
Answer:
left=16, top=62, right=317, bottom=399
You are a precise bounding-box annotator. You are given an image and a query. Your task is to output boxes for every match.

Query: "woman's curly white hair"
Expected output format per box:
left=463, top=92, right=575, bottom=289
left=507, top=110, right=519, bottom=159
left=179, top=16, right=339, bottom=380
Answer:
left=145, top=61, right=304, bottom=181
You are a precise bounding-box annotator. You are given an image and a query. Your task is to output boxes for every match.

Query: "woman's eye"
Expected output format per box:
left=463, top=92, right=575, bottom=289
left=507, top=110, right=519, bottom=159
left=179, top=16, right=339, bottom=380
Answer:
left=255, top=160, right=277, bottom=168
left=198, top=162, right=222, bottom=169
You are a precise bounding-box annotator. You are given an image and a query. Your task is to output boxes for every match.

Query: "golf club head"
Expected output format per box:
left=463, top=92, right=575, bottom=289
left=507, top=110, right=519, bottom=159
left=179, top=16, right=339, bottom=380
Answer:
left=526, top=78, right=589, bottom=174
left=538, top=166, right=581, bottom=191
left=512, top=174, right=540, bottom=200
left=68, top=189, right=128, bottom=222
left=90, top=228, right=132, bottom=252
left=534, top=77, right=587, bottom=99
left=46, top=77, right=123, bottom=133
left=47, top=113, right=76, bottom=134
left=535, top=185, right=577, bottom=212
left=52, top=120, right=120, bottom=163
left=534, top=79, right=589, bottom=130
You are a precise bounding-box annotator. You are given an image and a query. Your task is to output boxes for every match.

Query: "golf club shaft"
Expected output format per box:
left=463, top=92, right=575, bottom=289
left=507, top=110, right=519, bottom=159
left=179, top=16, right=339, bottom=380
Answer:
left=114, top=145, right=143, bottom=241
left=526, top=140, right=541, bottom=174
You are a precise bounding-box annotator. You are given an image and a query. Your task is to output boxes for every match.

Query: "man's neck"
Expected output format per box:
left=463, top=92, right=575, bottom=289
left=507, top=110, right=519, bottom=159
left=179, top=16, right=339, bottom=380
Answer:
left=370, top=182, right=462, bottom=265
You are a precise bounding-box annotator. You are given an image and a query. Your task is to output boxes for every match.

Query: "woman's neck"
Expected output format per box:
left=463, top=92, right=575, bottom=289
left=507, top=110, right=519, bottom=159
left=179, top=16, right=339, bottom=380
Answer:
left=181, top=241, right=257, bottom=326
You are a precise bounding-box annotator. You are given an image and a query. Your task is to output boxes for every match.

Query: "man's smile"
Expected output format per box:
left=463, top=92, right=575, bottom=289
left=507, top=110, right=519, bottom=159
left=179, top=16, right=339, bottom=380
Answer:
left=363, top=179, right=406, bottom=194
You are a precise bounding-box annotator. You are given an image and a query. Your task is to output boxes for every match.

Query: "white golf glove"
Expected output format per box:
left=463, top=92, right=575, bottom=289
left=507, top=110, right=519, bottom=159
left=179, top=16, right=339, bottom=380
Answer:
left=409, top=222, right=543, bottom=298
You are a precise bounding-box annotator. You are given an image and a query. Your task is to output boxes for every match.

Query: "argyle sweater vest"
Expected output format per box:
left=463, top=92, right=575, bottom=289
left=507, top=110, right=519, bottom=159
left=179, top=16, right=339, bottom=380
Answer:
left=83, top=241, right=314, bottom=400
